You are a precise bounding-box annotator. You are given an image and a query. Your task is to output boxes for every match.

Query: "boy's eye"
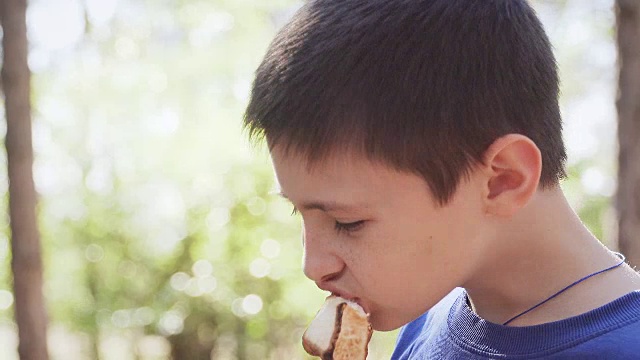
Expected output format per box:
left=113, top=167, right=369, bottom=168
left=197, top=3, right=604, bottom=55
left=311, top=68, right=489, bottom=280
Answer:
left=290, top=206, right=365, bottom=234
left=334, top=220, right=365, bottom=234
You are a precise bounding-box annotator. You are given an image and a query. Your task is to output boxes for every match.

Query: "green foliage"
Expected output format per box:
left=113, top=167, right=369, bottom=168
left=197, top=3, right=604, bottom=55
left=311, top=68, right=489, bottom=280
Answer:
left=0, top=1, right=620, bottom=359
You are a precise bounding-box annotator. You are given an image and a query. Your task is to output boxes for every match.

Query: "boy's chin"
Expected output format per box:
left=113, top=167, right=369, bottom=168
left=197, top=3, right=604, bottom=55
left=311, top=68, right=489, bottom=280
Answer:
left=369, top=312, right=411, bottom=332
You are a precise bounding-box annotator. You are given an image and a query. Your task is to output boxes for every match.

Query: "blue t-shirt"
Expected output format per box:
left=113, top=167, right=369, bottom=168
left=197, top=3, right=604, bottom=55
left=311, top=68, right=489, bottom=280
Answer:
left=391, top=288, right=640, bottom=359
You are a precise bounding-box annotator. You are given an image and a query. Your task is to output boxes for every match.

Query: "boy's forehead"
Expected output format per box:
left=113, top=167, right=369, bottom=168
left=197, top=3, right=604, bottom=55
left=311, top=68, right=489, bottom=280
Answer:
left=270, top=144, right=433, bottom=204
left=270, top=150, right=382, bottom=193
left=270, top=143, right=380, bottom=175
left=276, top=189, right=367, bottom=212
left=271, top=146, right=365, bottom=187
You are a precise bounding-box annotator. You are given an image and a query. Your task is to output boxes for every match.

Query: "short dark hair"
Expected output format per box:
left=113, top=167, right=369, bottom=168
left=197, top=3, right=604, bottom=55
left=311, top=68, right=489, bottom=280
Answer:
left=244, top=0, right=567, bottom=205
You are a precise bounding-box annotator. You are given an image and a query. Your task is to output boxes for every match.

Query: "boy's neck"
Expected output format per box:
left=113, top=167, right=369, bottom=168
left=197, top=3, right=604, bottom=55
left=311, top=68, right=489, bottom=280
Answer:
left=463, top=187, right=640, bottom=326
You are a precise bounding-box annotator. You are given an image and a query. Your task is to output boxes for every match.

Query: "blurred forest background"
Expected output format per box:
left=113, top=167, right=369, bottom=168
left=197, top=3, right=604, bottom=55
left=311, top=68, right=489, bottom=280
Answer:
left=0, top=0, right=636, bottom=359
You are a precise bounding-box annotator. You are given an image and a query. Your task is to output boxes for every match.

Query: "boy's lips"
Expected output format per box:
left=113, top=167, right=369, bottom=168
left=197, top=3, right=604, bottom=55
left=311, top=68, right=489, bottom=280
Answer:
left=343, top=296, right=369, bottom=315
left=316, top=283, right=369, bottom=313
left=324, top=291, right=369, bottom=315
left=315, top=282, right=369, bottom=313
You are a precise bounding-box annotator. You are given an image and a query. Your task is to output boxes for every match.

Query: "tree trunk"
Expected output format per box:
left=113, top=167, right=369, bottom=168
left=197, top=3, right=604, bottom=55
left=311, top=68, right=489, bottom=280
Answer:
left=615, top=0, right=640, bottom=268
left=0, top=0, right=50, bottom=359
left=169, top=332, right=215, bottom=360
left=169, top=315, right=216, bottom=360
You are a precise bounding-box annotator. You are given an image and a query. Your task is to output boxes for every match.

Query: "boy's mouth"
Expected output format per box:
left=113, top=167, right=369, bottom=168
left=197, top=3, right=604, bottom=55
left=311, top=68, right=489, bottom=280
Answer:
left=316, top=282, right=370, bottom=314
left=332, top=293, right=369, bottom=315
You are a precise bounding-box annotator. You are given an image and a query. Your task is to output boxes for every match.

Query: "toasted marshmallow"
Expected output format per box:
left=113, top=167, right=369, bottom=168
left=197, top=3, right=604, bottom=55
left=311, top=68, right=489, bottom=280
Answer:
left=302, top=296, right=372, bottom=360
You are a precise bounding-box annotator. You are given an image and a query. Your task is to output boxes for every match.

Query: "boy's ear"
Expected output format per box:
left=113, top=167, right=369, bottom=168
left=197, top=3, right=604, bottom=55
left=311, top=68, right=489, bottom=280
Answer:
left=480, top=134, right=542, bottom=217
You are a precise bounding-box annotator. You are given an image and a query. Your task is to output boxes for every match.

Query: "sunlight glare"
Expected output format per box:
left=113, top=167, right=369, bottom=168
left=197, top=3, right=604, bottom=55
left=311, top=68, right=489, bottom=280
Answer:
left=0, top=290, right=14, bottom=311
left=28, top=0, right=85, bottom=51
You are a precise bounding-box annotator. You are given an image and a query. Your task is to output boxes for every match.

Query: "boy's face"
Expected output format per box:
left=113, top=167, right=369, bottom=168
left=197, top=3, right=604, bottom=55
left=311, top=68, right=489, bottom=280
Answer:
left=271, top=146, right=490, bottom=331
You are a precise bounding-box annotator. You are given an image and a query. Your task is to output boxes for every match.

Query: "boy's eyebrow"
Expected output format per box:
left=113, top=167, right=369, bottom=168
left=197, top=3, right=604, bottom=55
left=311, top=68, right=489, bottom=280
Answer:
left=276, top=191, right=361, bottom=212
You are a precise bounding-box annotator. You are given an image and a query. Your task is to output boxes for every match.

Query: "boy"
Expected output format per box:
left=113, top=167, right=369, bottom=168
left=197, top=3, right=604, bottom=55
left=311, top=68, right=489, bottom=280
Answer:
left=244, top=0, right=640, bottom=358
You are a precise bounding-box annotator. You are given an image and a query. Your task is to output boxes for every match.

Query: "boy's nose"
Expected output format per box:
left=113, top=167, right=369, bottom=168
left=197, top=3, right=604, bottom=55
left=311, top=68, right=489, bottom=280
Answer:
left=301, top=228, right=344, bottom=283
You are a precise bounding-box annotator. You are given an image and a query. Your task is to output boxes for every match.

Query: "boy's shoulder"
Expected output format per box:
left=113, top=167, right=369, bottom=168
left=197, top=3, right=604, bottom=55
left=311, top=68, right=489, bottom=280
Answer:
left=392, top=289, right=640, bottom=360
